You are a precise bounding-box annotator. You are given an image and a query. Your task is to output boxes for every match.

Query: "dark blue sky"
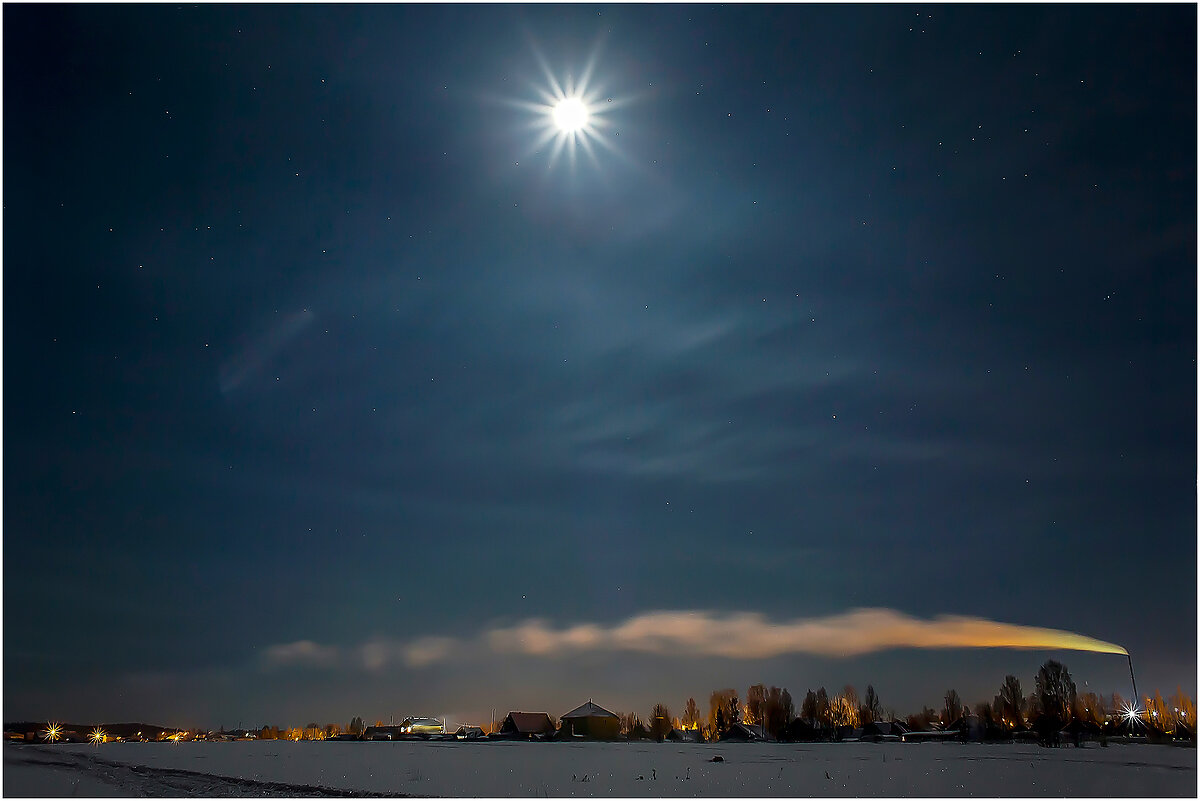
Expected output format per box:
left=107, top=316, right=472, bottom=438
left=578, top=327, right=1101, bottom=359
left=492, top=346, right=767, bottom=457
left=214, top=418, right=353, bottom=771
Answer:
left=5, top=4, right=1195, bottom=728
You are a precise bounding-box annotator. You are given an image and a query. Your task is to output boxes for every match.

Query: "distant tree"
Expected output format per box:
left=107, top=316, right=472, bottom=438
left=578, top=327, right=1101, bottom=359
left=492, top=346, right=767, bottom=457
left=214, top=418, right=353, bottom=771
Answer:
left=715, top=707, right=727, bottom=739
left=815, top=688, right=830, bottom=727
left=625, top=716, right=650, bottom=740
left=943, top=689, right=963, bottom=725
left=1074, top=692, right=1104, bottom=726
left=1170, top=687, right=1197, bottom=730
left=1146, top=690, right=1171, bottom=733
left=726, top=693, right=742, bottom=734
left=682, top=698, right=701, bottom=730
left=800, top=690, right=818, bottom=720
left=827, top=696, right=859, bottom=729
left=841, top=685, right=860, bottom=728
left=650, top=704, right=672, bottom=741
left=1024, top=692, right=1041, bottom=721
left=1034, top=660, right=1076, bottom=744
left=746, top=684, right=767, bottom=726
left=708, top=688, right=738, bottom=733
left=348, top=717, right=365, bottom=736
left=258, top=726, right=273, bottom=740
left=764, top=687, right=792, bottom=740
left=864, top=685, right=881, bottom=722
left=999, top=675, right=1025, bottom=729
left=781, top=688, right=795, bottom=725
left=975, top=700, right=994, bottom=727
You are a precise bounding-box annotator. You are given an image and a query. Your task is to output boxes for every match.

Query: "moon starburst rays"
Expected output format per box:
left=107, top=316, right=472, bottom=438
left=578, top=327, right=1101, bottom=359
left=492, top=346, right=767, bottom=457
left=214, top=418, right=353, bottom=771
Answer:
left=516, top=54, right=616, bottom=170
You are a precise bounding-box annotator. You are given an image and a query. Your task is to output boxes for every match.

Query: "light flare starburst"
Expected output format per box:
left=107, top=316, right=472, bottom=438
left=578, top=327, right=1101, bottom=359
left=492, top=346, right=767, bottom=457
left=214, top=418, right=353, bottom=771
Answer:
left=89, top=727, right=108, bottom=745
left=42, top=723, right=62, bottom=743
left=508, top=39, right=627, bottom=171
left=1120, top=701, right=1145, bottom=728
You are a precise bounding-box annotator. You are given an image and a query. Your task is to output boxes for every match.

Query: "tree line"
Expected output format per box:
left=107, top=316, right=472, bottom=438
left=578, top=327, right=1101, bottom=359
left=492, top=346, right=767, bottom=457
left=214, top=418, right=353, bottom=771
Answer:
left=239, top=660, right=1195, bottom=744
left=615, top=660, right=1196, bottom=744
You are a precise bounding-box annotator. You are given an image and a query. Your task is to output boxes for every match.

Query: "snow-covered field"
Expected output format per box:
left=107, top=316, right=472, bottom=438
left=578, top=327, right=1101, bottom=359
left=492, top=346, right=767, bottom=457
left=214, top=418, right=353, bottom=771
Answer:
left=5, top=739, right=1196, bottom=797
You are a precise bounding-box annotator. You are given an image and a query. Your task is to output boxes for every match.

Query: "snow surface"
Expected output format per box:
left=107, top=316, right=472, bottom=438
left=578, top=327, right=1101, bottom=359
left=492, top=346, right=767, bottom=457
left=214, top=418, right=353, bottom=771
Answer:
left=5, top=739, right=1196, bottom=797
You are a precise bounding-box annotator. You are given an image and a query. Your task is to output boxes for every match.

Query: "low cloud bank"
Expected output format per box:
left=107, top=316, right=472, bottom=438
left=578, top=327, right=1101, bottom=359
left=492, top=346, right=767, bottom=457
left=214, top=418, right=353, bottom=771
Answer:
left=261, top=607, right=1126, bottom=672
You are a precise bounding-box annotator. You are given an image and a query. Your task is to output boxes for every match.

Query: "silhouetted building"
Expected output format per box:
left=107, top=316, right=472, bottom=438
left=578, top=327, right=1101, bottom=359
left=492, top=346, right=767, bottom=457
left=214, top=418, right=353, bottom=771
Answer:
left=720, top=722, right=760, bottom=742
left=560, top=701, right=620, bottom=740
left=784, top=717, right=820, bottom=742
left=859, top=720, right=907, bottom=741
left=400, top=717, right=445, bottom=735
left=363, top=725, right=404, bottom=740
left=455, top=725, right=484, bottom=740
left=497, top=712, right=555, bottom=740
left=667, top=728, right=702, bottom=742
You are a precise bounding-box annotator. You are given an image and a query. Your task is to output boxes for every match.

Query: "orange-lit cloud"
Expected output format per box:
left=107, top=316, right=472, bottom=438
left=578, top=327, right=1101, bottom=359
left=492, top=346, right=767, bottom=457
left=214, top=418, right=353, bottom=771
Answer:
left=483, top=608, right=1128, bottom=659
left=261, top=608, right=1126, bottom=673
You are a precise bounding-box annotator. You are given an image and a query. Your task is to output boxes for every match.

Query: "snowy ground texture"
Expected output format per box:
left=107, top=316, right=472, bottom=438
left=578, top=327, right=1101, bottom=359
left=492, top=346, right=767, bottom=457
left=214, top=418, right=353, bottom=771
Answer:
left=5, top=740, right=1196, bottom=797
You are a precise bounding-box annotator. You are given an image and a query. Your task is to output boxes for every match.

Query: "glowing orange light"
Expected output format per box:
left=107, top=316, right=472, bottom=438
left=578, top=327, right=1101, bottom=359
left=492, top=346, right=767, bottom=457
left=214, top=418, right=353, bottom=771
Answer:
left=42, top=723, right=62, bottom=743
left=89, top=727, right=107, bottom=745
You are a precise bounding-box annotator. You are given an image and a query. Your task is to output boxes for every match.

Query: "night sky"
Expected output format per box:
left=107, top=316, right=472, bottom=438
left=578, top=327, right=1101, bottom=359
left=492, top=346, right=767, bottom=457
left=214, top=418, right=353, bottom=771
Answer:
left=5, top=4, right=1195, bottom=729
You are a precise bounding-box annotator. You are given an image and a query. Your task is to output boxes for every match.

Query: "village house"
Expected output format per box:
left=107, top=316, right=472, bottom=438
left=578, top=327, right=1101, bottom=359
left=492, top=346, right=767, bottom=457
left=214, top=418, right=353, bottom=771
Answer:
left=559, top=701, right=620, bottom=740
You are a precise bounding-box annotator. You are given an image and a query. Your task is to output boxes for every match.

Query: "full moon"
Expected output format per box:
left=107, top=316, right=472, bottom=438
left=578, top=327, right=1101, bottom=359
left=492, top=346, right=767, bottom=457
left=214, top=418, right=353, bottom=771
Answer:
left=552, top=97, right=589, bottom=132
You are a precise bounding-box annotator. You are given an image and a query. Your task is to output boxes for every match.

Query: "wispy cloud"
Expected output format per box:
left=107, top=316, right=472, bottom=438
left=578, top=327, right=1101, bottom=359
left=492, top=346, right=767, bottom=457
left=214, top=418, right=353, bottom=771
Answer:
left=261, top=608, right=1126, bottom=674
left=260, top=639, right=341, bottom=670
left=219, top=310, right=315, bottom=394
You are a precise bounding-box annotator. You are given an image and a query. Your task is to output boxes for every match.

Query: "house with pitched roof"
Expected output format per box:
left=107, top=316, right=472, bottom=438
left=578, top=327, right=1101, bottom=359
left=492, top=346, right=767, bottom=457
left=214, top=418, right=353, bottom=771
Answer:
left=497, top=711, right=555, bottom=740
left=559, top=701, right=620, bottom=740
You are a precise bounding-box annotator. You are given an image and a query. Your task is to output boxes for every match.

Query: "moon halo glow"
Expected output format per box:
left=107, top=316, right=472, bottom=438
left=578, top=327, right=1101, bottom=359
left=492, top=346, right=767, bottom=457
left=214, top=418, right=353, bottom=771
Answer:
left=509, top=42, right=624, bottom=171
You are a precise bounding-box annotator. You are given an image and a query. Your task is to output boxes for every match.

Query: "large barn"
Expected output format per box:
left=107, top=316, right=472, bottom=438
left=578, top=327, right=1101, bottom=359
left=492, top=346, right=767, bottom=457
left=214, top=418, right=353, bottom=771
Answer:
left=498, top=712, right=555, bottom=740
left=559, top=700, right=620, bottom=740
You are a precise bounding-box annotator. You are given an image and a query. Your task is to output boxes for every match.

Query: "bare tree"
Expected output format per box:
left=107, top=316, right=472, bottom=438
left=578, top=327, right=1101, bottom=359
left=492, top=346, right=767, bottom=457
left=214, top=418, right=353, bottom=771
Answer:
left=1035, top=660, right=1076, bottom=727
left=746, top=684, right=767, bottom=726
left=828, top=695, right=859, bottom=728
left=1146, top=690, right=1170, bottom=733
left=943, top=689, right=963, bottom=725
left=800, top=690, right=818, bottom=720
left=764, top=687, right=793, bottom=740
left=999, top=675, right=1025, bottom=729
left=1074, top=692, right=1104, bottom=726
left=708, top=689, right=738, bottom=733
left=650, top=704, right=672, bottom=741
left=682, top=698, right=701, bottom=730
left=864, top=685, right=881, bottom=722
left=815, top=687, right=830, bottom=727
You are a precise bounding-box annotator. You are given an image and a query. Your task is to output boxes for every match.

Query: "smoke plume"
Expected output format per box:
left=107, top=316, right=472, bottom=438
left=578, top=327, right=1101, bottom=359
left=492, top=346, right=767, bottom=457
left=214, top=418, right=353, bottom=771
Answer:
left=260, top=608, right=1127, bottom=673
left=482, top=608, right=1128, bottom=659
